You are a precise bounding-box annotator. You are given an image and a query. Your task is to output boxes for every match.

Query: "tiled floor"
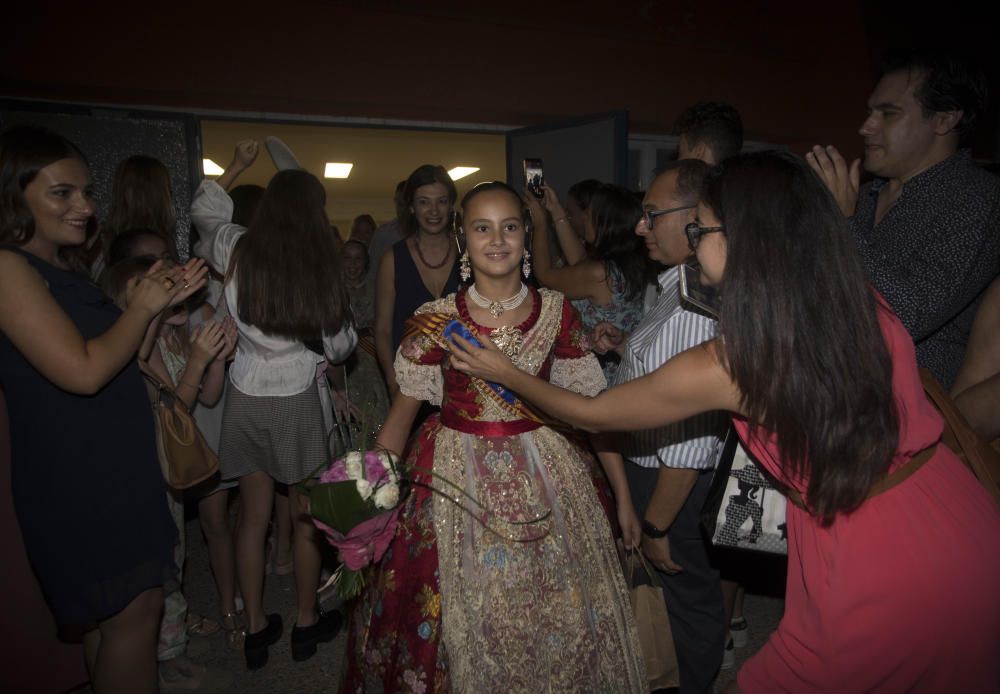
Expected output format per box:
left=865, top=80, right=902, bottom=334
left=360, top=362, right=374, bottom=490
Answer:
left=180, top=506, right=784, bottom=693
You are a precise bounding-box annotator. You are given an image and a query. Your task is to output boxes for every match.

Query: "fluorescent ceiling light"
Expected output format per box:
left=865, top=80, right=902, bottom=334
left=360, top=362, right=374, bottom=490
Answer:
left=324, top=162, right=354, bottom=179
left=203, top=159, right=224, bottom=176
left=448, top=166, right=480, bottom=181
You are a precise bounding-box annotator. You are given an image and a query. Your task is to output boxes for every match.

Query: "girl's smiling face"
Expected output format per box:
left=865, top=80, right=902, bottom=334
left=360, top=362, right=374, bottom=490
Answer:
left=463, top=189, right=526, bottom=282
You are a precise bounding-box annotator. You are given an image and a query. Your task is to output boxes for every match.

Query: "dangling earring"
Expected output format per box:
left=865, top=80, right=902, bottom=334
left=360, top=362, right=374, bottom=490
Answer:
left=456, top=230, right=471, bottom=283
left=460, top=251, right=471, bottom=282
left=521, top=249, right=531, bottom=279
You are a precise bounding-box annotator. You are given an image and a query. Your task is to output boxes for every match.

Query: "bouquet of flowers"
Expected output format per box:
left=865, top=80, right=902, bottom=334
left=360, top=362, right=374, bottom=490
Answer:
left=310, top=448, right=407, bottom=599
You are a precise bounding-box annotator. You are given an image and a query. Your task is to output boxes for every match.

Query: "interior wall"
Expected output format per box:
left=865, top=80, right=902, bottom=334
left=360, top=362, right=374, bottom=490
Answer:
left=3, top=1, right=884, bottom=159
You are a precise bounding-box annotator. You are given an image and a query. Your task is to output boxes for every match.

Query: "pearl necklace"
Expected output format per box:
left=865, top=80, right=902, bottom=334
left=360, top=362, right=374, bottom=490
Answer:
left=467, top=283, right=529, bottom=318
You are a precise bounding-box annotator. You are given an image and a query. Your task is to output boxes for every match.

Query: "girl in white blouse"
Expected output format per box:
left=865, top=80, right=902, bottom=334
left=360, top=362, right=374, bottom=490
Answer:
left=192, top=141, right=356, bottom=670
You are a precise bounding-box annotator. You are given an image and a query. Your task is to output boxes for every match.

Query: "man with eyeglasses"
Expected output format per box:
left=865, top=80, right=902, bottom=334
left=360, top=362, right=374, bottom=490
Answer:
left=605, top=160, right=729, bottom=693
left=807, top=51, right=999, bottom=389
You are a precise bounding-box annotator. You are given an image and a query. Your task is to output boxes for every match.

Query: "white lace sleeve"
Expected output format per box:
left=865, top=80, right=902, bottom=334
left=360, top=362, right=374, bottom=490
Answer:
left=394, top=349, right=443, bottom=406
left=549, top=353, right=607, bottom=397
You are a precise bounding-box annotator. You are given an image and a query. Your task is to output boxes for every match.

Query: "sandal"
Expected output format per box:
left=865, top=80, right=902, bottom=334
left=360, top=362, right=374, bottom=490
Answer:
left=185, top=613, right=221, bottom=638
left=222, top=610, right=246, bottom=652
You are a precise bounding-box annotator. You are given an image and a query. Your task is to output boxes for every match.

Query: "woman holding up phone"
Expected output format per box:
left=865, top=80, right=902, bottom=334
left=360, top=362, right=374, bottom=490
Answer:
left=527, top=182, right=650, bottom=381
left=0, top=126, right=208, bottom=693
left=450, top=152, right=1000, bottom=693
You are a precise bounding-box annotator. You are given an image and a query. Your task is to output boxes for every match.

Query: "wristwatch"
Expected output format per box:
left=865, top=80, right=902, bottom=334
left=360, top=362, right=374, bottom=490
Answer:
left=642, top=519, right=669, bottom=539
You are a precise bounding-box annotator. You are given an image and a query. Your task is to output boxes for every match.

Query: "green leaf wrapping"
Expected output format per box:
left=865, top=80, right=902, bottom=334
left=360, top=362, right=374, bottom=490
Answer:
left=309, top=480, right=373, bottom=534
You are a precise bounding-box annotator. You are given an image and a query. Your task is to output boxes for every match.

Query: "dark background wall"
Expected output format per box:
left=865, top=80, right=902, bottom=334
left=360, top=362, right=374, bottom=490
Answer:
left=6, top=1, right=994, bottom=161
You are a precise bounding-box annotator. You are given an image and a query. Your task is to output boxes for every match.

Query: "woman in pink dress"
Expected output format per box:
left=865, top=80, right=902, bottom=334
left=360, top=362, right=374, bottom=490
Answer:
left=451, top=151, right=1000, bottom=693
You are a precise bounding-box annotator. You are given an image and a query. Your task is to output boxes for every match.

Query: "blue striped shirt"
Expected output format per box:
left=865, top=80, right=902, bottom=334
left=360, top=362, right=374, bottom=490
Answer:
left=612, top=266, right=727, bottom=469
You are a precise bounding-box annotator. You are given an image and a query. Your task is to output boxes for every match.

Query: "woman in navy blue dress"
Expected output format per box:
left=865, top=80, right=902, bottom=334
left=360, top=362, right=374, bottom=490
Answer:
left=0, top=126, right=207, bottom=693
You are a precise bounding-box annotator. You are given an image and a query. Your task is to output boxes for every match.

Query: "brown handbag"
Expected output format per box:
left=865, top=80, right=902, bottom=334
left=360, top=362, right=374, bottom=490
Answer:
left=138, top=360, right=219, bottom=490
left=920, top=368, right=1000, bottom=508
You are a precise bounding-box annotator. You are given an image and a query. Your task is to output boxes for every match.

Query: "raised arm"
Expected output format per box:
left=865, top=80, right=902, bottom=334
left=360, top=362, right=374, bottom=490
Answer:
left=449, top=334, right=742, bottom=433
left=540, top=185, right=588, bottom=266
left=806, top=145, right=860, bottom=218
left=373, top=248, right=399, bottom=397
left=215, top=140, right=259, bottom=191
left=191, top=141, right=259, bottom=274
left=0, top=252, right=207, bottom=395
left=167, top=320, right=229, bottom=409
left=525, top=192, right=609, bottom=302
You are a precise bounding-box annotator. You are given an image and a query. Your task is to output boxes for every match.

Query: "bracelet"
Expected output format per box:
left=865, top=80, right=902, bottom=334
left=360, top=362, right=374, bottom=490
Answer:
left=641, top=519, right=669, bottom=538
left=178, top=379, right=203, bottom=391
left=553, top=216, right=569, bottom=225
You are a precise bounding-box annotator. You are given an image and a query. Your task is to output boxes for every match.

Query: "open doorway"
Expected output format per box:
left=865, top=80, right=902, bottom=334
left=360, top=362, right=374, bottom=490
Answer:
left=199, top=120, right=506, bottom=237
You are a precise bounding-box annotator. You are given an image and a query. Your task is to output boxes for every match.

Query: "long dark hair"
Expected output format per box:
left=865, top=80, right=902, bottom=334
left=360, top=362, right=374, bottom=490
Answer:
left=103, top=155, right=178, bottom=259
left=589, top=183, right=650, bottom=301
left=0, top=125, right=96, bottom=271
left=706, top=151, right=899, bottom=520
left=401, top=164, right=457, bottom=237
left=232, top=169, right=350, bottom=341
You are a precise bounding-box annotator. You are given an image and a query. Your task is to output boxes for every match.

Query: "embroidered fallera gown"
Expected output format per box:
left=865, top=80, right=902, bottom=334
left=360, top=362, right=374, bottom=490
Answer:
left=341, top=286, right=645, bottom=693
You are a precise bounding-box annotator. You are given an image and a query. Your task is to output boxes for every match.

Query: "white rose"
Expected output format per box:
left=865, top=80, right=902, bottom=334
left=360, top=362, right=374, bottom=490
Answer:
left=373, top=483, right=399, bottom=510
left=380, top=452, right=399, bottom=483
left=356, top=478, right=373, bottom=501
left=345, top=451, right=364, bottom=480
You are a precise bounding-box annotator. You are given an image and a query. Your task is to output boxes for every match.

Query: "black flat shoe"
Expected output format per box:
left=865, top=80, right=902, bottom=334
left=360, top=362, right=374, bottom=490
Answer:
left=244, top=613, right=283, bottom=670
left=290, top=608, right=343, bottom=662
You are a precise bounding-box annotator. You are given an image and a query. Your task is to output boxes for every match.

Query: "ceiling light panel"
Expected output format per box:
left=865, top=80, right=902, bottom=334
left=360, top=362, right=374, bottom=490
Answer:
left=203, top=159, right=224, bottom=176
left=325, top=163, right=354, bottom=179
left=448, top=166, right=480, bottom=181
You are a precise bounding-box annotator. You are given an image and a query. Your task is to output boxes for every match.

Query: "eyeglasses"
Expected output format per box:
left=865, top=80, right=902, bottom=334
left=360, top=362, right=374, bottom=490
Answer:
left=684, top=222, right=725, bottom=251
left=639, top=205, right=695, bottom=230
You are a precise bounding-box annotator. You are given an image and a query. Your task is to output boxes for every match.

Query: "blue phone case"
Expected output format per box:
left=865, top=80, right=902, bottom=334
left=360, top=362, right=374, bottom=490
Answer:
left=442, top=320, right=481, bottom=348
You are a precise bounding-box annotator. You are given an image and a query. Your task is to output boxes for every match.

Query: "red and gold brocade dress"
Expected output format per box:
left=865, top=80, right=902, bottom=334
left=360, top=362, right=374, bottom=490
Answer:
left=340, top=287, right=645, bottom=694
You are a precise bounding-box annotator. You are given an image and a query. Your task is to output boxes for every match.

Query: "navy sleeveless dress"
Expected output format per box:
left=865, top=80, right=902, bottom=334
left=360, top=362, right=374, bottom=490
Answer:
left=0, top=248, right=176, bottom=626
left=389, top=239, right=461, bottom=352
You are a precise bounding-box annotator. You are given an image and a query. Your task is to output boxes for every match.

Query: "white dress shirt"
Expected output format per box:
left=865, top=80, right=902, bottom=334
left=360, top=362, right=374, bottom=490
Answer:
left=613, top=266, right=726, bottom=469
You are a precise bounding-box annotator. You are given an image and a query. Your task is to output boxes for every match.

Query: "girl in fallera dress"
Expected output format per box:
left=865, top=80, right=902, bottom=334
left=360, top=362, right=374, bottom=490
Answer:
left=341, top=182, right=645, bottom=693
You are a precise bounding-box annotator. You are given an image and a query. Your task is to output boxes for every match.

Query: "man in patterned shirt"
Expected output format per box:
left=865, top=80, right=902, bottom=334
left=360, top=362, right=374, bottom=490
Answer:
left=609, top=160, right=729, bottom=693
left=808, top=51, right=999, bottom=388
